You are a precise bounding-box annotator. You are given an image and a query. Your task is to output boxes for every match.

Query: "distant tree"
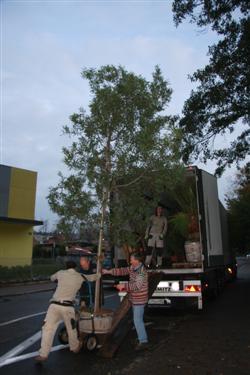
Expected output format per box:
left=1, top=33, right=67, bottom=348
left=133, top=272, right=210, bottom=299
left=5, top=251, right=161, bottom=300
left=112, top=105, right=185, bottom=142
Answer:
left=48, top=174, right=95, bottom=239
left=172, top=0, right=250, bottom=175
left=40, top=219, right=49, bottom=233
left=226, top=163, right=250, bottom=254
left=48, top=65, right=183, bottom=247
left=79, top=215, right=99, bottom=243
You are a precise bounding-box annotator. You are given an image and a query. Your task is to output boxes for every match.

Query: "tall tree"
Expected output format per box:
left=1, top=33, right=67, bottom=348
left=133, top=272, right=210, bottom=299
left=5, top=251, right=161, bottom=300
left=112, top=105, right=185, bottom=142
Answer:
left=48, top=65, right=183, bottom=246
left=172, top=0, right=250, bottom=175
left=226, top=163, right=250, bottom=254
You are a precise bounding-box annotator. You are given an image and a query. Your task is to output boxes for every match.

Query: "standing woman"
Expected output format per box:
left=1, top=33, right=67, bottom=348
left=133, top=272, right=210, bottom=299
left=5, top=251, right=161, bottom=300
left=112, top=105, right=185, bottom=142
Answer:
left=102, top=252, right=149, bottom=351
left=145, top=206, right=167, bottom=268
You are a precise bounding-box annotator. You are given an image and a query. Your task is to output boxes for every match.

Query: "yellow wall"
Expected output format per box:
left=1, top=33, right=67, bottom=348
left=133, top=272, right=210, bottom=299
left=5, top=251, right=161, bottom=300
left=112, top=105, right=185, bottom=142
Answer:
left=8, top=167, right=37, bottom=220
left=0, top=222, right=33, bottom=267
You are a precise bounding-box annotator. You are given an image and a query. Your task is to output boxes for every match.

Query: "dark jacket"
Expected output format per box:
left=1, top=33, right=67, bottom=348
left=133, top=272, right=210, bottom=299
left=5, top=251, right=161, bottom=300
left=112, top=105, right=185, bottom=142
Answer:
left=80, top=264, right=103, bottom=307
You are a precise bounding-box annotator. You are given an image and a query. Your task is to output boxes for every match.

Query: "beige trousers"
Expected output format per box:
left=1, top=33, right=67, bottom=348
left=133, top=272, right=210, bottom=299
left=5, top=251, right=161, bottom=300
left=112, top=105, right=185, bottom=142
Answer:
left=39, top=303, right=79, bottom=358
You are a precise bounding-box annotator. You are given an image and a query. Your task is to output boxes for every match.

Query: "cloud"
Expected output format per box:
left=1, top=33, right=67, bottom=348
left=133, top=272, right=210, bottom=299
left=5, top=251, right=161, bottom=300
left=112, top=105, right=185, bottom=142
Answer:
left=2, top=3, right=236, bottom=228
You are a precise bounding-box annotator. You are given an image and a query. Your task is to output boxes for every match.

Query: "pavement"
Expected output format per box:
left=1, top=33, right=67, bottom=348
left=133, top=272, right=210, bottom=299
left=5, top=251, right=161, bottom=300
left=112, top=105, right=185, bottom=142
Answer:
left=0, top=258, right=249, bottom=374
left=0, top=282, right=56, bottom=298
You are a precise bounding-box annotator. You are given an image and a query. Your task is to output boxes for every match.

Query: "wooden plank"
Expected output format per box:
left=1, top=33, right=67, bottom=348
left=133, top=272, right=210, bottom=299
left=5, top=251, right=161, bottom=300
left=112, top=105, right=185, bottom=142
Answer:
left=148, top=272, right=163, bottom=296
left=98, top=272, right=163, bottom=358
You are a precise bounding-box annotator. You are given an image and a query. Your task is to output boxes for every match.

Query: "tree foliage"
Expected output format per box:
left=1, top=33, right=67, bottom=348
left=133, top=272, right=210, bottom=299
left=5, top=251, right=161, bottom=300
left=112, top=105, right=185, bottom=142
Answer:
left=172, top=0, right=250, bottom=175
left=48, top=65, right=183, bottom=245
left=226, top=163, right=250, bottom=254
left=48, top=173, right=95, bottom=240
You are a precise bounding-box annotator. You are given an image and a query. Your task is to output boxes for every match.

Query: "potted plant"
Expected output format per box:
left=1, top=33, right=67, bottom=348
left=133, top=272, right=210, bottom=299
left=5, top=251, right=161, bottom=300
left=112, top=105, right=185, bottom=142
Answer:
left=168, top=182, right=201, bottom=263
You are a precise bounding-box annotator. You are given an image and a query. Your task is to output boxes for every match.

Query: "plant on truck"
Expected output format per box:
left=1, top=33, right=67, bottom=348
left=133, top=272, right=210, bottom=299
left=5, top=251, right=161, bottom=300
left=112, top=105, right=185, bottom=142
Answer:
left=166, top=176, right=200, bottom=263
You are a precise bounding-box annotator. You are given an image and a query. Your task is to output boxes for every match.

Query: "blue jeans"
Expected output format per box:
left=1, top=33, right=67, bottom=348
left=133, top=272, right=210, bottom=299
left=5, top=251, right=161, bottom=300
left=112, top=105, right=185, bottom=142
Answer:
left=132, top=304, right=148, bottom=343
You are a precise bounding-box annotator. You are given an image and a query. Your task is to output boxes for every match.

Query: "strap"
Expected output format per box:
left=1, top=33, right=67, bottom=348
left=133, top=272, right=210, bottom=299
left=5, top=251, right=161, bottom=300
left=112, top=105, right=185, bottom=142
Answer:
left=86, top=280, right=94, bottom=307
left=91, top=315, right=95, bottom=333
left=81, top=273, right=94, bottom=308
left=50, top=301, right=73, bottom=307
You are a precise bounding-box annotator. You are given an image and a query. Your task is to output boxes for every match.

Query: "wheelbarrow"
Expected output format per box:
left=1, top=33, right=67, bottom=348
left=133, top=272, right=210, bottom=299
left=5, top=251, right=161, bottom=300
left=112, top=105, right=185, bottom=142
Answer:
left=58, top=306, right=114, bottom=351
left=78, top=307, right=114, bottom=351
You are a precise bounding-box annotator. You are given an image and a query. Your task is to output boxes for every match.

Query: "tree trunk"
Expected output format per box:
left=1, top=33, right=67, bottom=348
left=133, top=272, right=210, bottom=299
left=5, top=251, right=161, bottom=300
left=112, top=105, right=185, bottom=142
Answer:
left=94, top=189, right=108, bottom=314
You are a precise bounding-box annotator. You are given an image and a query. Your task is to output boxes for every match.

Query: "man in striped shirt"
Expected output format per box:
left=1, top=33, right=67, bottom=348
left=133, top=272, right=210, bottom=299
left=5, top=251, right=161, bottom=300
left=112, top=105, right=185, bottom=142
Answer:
left=103, top=252, right=149, bottom=350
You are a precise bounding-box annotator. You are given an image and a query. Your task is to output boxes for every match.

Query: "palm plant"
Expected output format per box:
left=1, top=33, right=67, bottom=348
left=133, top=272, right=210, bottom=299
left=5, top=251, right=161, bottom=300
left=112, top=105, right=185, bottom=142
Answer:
left=168, top=182, right=199, bottom=241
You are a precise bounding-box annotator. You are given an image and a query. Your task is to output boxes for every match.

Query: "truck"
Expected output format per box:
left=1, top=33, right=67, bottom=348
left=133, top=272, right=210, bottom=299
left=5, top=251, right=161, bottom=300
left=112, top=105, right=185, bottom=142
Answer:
left=118, top=166, right=237, bottom=310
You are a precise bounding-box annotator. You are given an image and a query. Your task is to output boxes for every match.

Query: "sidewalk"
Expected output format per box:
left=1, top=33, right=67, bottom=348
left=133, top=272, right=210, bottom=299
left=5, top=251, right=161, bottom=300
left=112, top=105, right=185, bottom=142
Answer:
left=0, top=281, right=56, bottom=298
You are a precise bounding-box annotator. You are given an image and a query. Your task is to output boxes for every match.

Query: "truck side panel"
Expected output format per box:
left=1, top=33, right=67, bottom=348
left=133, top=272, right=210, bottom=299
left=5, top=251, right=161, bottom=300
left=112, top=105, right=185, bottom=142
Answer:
left=219, top=201, right=235, bottom=265
left=200, top=170, right=224, bottom=267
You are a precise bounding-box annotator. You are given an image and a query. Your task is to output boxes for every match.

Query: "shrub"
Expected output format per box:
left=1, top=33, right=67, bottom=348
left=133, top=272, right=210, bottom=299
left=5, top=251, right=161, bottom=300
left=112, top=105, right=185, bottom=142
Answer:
left=0, top=263, right=62, bottom=283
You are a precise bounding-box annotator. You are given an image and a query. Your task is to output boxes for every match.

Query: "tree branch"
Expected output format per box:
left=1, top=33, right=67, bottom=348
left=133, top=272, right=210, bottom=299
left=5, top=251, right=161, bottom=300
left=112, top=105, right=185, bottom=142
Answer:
left=115, top=170, right=147, bottom=189
left=115, top=167, right=165, bottom=189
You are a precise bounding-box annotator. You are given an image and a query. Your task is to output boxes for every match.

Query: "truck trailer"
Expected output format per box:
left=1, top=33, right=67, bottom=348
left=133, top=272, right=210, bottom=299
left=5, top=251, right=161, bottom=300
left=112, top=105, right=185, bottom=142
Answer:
left=119, top=166, right=237, bottom=310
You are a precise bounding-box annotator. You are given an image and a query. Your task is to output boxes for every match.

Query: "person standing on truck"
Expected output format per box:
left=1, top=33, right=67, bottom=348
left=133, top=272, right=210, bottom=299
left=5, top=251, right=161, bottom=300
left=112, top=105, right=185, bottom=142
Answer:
left=102, top=252, right=149, bottom=351
left=35, top=260, right=100, bottom=362
left=145, top=205, right=167, bottom=268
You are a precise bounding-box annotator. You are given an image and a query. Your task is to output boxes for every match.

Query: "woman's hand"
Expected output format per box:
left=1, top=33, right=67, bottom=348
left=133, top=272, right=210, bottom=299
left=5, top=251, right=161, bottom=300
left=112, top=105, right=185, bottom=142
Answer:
left=115, top=284, right=126, bottom=291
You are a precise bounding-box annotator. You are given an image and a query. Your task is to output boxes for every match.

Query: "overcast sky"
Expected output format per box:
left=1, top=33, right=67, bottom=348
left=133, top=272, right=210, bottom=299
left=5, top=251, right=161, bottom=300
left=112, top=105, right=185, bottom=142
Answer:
left=1, top=0, right=239, bottom=229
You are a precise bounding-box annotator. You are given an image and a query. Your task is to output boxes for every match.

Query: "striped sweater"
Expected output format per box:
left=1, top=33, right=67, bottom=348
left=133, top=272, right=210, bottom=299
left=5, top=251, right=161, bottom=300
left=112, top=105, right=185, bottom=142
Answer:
left=112, top=264, right=148, bottom=305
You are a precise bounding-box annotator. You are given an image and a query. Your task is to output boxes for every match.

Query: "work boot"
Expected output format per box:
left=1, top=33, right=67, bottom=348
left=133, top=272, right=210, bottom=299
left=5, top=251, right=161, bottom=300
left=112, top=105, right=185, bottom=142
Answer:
left=145, top=255, right=152, bottom=268
left=156, top=256, right=163, bottom=268
left=35, top=355, right=48, bottom=362
left=72, top=339, right=83, bottom=354
left=135, top=342, right=149, bottom=351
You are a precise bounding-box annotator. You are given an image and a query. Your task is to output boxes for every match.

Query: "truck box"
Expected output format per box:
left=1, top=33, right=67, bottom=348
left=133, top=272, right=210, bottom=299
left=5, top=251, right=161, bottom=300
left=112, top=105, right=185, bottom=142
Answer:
left=118, top=166, right=236, bottom=309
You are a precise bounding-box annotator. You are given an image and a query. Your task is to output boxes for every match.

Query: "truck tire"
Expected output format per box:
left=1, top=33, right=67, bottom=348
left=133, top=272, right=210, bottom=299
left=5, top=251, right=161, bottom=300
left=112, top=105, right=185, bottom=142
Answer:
left=84, top=334, right=98, bottom=351
left=58, top=325, right=68, bottom=345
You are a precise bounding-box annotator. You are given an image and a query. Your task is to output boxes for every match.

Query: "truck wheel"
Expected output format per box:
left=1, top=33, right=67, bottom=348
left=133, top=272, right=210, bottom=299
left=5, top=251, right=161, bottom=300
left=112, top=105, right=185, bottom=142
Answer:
left=84, top=334, right=98, bottom=351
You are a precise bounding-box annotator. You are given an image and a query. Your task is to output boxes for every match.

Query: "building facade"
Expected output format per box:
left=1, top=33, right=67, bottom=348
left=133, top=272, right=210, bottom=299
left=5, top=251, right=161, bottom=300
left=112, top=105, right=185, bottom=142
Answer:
left=0, top=164, right=43, bottom=267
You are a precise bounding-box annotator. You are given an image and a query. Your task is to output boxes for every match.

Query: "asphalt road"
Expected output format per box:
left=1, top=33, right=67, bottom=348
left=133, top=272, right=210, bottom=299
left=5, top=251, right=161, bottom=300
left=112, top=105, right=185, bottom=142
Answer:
left=0, top=258, right=249, bottom=375
left=0, top=288, right=120, bottom=357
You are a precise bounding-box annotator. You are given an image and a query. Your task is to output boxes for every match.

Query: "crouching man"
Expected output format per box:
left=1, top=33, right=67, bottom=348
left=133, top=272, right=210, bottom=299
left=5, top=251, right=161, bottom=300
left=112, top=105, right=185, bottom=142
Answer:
left=102, top=252, right=149, bottom=351
left=35, top=260, right=100, bottom=362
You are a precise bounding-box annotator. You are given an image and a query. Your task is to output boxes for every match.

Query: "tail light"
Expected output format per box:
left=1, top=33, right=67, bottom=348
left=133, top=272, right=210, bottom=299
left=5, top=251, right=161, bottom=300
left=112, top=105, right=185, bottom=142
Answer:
left=184, top=285, right=201, bottom=293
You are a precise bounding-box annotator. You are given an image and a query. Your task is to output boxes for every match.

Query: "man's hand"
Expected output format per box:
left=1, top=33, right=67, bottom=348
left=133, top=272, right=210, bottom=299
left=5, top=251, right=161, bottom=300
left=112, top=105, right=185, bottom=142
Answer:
left=102, top=269, right=112, bottom=275
left=159, top=234, right=163, bottom=240
left=115, top=284, right=126, bottom=291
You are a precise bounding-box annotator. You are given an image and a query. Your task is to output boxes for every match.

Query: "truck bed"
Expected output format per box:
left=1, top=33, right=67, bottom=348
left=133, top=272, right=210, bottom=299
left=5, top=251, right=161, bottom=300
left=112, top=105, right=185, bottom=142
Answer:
left=148, top=267, right=203, bottom=274
left=172, top=262, right=203, bottom=268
